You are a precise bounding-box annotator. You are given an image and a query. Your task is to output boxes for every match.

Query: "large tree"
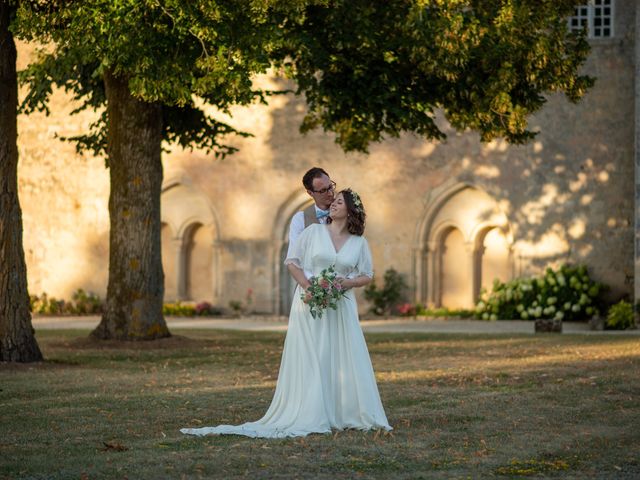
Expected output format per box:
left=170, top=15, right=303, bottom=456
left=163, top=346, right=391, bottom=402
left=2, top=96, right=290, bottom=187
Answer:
left=0, top=0, right=42, bottom=361
left=15, top=0, right=592, bottom=341
left=16, top=0, right=307, bottom=340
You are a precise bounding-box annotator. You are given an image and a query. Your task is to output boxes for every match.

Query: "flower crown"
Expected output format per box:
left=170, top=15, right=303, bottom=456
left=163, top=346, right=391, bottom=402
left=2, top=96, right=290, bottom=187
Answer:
left=347, top=189, right=364, bottom=213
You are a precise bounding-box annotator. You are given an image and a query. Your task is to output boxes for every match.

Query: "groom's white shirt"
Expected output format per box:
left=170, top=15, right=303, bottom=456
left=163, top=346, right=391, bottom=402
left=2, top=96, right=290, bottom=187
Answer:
left=286, top=206, right=329, bottom=278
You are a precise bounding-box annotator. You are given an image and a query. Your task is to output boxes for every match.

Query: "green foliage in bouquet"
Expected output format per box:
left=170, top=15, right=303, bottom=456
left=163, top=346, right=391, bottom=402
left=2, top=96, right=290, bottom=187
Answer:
left=302, top=266, right=346, bottom=319
left=606, top=300, right=636, bottom=330
left=364, top=268, right=407, bottom=316
left=475, top=264, right=606, bottom=321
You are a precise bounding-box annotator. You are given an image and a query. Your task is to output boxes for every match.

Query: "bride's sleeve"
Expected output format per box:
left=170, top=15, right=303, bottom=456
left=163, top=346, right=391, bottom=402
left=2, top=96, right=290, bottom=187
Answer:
left=355, top=237, right=374, bottom=278
left=284, top=224, right=313, bottom=270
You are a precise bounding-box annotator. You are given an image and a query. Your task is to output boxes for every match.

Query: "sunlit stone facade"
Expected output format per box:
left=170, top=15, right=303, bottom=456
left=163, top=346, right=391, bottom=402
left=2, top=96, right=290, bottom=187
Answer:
left=17, top=2, right=637, bottom=313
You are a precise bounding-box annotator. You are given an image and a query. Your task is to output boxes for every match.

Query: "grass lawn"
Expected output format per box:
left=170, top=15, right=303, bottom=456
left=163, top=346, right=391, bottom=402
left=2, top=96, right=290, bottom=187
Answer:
left=1, top=328, right=640, bottom=479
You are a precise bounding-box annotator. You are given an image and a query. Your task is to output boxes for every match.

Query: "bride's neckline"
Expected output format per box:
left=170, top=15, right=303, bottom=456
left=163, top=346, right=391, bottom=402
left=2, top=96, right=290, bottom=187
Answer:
left=322, top=224, right=352, bottom=254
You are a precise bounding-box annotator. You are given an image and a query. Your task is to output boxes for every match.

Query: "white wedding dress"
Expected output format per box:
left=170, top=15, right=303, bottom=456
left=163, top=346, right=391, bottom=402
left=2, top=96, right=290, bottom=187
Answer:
left=181, top=224, right=391, bottom=438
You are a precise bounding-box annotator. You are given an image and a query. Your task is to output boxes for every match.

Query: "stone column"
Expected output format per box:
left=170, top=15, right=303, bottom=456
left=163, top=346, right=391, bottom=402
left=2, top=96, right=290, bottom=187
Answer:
left=211, top=240, right=222, bottom=305
left=425, top=241, right=438, bottom=307
left=413, top=246, right=424, bottom=304
left=465, top=241, right=478, bottom=307
left=173, top=238, right=186, bottom=300
left=472, top=245, right=486, bottom=302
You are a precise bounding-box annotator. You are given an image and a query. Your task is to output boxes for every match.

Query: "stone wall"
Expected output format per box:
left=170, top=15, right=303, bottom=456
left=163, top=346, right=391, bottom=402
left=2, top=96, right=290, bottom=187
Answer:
left=16, top=2, right=636, bottom=313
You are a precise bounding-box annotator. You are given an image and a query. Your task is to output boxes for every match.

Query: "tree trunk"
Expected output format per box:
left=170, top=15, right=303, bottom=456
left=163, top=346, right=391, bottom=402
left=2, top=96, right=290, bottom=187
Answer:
left=0, top=1, right=43, bottom=362
left=91, top=70, right=169, bottom=340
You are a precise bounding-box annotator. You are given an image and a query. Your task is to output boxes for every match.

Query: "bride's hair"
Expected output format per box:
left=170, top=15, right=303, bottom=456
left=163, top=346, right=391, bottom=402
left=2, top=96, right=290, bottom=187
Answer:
left=328, top=189, right=366, bottom=236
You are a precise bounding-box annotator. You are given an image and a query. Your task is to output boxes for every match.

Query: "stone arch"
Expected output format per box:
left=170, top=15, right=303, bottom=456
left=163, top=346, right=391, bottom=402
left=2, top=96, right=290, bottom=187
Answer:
left=437, top=225, right=471, bottom=308
left=161, top=176, right=220, bottom=303
left=414, top=182, right=514, bottom=308
left=183, top=222, right=216, bottom=302
left=271, top=189, right=314, bottom=315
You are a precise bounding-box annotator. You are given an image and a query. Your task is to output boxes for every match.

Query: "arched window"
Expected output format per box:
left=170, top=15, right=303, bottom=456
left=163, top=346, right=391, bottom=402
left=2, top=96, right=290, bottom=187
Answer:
left=271, top=190, right=314, bottom=315
left=439, top=227, right=471, bottom=308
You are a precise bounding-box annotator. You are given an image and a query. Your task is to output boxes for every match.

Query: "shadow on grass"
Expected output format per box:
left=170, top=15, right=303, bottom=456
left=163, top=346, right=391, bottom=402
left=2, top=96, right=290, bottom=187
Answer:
left=1, top=329, right=639, bottom=479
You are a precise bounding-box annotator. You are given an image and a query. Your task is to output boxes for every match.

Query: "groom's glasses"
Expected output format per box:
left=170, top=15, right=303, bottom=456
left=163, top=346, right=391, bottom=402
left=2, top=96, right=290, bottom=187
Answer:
left=311, top=181, right=336, bottom=195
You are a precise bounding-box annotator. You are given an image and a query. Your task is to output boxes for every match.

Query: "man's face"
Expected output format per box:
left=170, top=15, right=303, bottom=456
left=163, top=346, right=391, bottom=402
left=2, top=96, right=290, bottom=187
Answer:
left=308, top=174, right=335, bottom=209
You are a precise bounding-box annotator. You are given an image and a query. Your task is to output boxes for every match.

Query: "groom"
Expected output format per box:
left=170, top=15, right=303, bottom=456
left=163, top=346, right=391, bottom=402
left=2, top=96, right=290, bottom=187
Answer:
left=286, top=167, right=336, bottom=257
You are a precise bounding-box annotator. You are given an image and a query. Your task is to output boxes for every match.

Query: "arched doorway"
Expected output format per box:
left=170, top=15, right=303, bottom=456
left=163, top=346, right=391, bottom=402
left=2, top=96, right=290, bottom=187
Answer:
left=161, top=176, right=220, bottom=303
left=415, top=182, right=514, bottom=308
left=439, top=227, right=472, bottom=308
left=271, top=190, right=314, bottom=315
left=184, top=223, right=215, bottom=302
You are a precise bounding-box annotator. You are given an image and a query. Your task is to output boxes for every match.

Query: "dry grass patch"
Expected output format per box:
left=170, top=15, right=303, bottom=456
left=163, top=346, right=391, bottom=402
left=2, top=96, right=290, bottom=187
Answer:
left=1, top=329, right=639, bottom=479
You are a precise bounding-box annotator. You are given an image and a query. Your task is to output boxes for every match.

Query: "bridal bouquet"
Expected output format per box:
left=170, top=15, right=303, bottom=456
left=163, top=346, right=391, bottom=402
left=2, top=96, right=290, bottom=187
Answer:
left=301, top=266, right=346, bottom=319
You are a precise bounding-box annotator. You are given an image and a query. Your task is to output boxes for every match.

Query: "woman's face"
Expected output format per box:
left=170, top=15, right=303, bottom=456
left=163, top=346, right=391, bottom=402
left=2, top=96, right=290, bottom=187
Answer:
left=330, top=193, right=347, bottom=220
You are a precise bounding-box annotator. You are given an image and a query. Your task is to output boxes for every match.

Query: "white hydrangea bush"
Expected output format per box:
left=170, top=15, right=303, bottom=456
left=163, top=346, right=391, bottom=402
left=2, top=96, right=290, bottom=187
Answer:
left=475, top=265, right=605, bottom=321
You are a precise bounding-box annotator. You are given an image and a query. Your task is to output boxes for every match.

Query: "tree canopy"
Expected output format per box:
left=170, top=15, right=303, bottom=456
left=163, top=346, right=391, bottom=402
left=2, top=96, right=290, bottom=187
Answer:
left=16, top=0, right=592, bottom=155
left=278, top=0, right=593, bottom=151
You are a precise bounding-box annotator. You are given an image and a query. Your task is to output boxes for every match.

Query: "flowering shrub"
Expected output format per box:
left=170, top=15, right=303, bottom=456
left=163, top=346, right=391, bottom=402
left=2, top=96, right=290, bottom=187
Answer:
left=397, top=303, right=417, bottom=316
left=606, top=300, right=636, bottom=330
left=163, top=302, right=196, bottom=316
left=364, top=268, right=407, bottom=316
left=30, top=293, right=66, bottom=315
left=396, top=303, right=474, bottom=318
left=163, top=301, right=223, bottom=316
left=195, top=301, right=223, bottom=316
left=229, top=288, right=254, bottom=316
left=417, top=306, right=475, bottom=318
left=70, top=289, right=103, bottom=314
left=475, top=264, right=605, bottom=321
left=30, top=289, right=103, bottom=315
left=302, top=266, right=346, bottom=319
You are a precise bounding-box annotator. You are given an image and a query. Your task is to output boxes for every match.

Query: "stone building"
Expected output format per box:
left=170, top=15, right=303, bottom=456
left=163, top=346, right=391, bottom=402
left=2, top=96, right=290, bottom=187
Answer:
left=16, top=0, right=638, bottom=314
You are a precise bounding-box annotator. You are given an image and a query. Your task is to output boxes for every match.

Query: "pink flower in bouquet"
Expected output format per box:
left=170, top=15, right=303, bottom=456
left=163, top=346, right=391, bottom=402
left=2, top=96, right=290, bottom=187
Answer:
left=300, top=266, right=346, bottom=318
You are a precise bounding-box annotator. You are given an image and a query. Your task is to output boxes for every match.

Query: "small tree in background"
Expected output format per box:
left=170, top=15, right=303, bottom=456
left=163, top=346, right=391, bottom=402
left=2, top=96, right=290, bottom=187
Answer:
left=364, top=268, right=408, bottom=316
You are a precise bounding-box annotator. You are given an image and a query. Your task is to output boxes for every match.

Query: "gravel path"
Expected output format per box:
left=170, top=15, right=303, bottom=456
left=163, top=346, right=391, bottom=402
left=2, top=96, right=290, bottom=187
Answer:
left=31, top=315, right=639, bottom=335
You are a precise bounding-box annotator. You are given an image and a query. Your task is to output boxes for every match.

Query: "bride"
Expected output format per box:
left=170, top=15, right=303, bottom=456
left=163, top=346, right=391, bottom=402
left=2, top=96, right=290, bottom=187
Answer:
left=181, top=189, right=391, bottom=438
